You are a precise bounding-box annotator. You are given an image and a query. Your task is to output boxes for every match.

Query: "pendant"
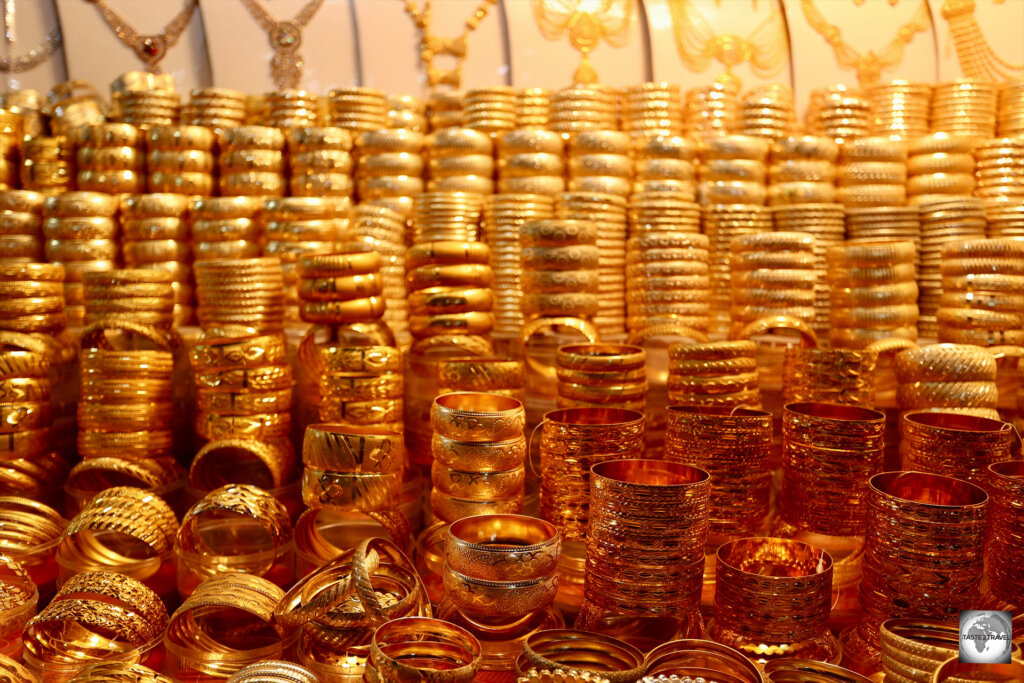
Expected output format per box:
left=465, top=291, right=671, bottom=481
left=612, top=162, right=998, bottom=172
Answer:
left=134, top=35, right=166, bottom=73
left=270, top=22, right=304, bottom=89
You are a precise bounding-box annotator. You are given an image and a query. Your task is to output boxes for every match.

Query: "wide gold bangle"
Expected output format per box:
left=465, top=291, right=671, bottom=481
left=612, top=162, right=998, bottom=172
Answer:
left=195, top=364, right=293, bottom=393
left=190, top=332, right=288, bottom=372
left=442, top=565, right=558, bottom=620
left=432, top=433, right=527, bottom=473
left=299, top=273, right=383, bottom=302
left=301, top=297, right=386, bottom=324
left=431, top=392, right=525, bottom=443
left=301, top=467, right=401, bottom=512
left=431, top=461, right=525, bottom=500
left=370, top=617, right=481, bottom=683
left=445, top=514, right=560, bottom=582
left=302, top=424, right=404, bottom=473
left=408, top=287, right=493, bottom=315
left=195, top=387, right=293, bottom=415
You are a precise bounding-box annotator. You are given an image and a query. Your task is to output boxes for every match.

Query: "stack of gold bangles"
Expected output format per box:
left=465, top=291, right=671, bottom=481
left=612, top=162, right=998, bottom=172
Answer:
left=164, top=573, right=286, bottom=679
left=22, top=570, right=168, bottom=676
left=430, top=393, right=527, bottom=524
left=275, top=538, right=430, bottom=678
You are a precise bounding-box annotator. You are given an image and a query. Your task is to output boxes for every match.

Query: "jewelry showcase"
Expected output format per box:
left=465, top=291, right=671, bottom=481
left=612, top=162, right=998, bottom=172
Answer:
left=0, top=1, right=1022, bottom=682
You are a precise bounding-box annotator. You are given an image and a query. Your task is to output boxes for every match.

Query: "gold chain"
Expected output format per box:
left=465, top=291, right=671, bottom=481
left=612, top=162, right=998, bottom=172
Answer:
left=800, top=0, right=931, bottom=88
left=941, top=0, right=1024, bottom=81
left=668, top=0, right=788, bottom=92
left=531, top=0, right=636, bottom=85
left=240, top=0, right=326, bottom=90
left=403, top=0, right=499, bottom=92
left=85, top=0, right=198, bottom=74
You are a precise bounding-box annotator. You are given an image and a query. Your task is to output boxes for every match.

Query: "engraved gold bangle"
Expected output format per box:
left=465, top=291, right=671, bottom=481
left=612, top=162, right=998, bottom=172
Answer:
left=301, top=468, right=401, bottom=513
left=445, top=514, right=560, bottom=582
left=431, top=393, right=526, bottom=443
left=370, top=617, right=481, bottom=683
left=178, top=483, right=293, bottom=556
left=302, top=424, right=404, bottom=473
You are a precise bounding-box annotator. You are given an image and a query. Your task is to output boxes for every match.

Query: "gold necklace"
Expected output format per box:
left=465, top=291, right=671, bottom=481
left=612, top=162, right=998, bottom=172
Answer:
left=86, top=0, right=198, bottom=74
left=800, top=0, right=931, bottom=88
left=403, top=0, right=499, bottom=92
left=531, top=0, right=636, bottom=85
left=942, top=0, right=1023, bottom=82
left=668, top=0, right=788, bottom=92
left=240, top=0, right=326, bottom=90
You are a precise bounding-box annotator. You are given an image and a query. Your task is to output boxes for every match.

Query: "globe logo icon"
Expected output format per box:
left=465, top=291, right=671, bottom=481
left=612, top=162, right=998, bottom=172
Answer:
left=959, top=610, right=1013, bottom=664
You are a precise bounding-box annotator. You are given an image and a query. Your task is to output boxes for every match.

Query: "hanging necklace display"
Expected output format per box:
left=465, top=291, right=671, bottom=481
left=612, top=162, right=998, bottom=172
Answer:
left=800, top=0, right=931, bottom=88
left=402, top=0, right=499, bottom=91
left=0, top=0, right=61, bottom=74
left=668, top=0, right=789, bottom=92
left=531, top=0, right=636, bottom=85
left=941, top=0, right=1024, bottom=82
left=86, top=0, right=198, bottom=74
left=239, top=0, right=326, bottom=89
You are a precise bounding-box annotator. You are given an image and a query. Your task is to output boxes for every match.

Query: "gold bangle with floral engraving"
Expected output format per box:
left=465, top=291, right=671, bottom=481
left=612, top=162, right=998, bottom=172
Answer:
left=302, top=424, right=404, bottom=473
left=306, top=344, right=402, bottom=374
left=431, top=393, right=526, bottom=443
left=190, top=333, right=287, bottom=372
left=194, top=364, right=293, bottom=393
left=195, top=411, right=291, bottom=441
left=409, top=312, right=492, bottom=338
left=301, top=467, right=401, bottom=512
left=431, top=462, right=526, bottom=500
left=195, top=388, right=293, bottom=415
left=319, top=372, right=403, bottom=401
left=318, top=397, right=404, bottom=425
left=178, top=483, right=292, bottom=556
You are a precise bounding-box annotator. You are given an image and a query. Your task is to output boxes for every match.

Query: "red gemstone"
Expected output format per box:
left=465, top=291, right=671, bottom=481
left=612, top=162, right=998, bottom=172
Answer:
left=143, top=39, right=161, bottom=57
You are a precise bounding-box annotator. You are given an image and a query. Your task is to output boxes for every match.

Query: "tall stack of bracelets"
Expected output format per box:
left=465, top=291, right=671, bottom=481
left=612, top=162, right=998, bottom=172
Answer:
left=0, top=0, right=1023, bottom=681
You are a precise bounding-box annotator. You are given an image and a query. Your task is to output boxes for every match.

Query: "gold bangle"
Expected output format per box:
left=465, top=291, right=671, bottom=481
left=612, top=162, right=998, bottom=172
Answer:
left=195, top=387, right=293, bottom=415
left=298, top=251, right=380, bottom=278
left=445, top=514, right=559, bottom=582
left=194, top=364, right=293, bottom=393
left=409, top=312, right=492, bottom=338
left=76, top=429, right=174, bottom=460
left=408, top=287, right=493, bottom=315
left=190, top=439, right=294, bottom=491
left=178, top=483, right=292, bottom=556
left=556, top=344, right=645, bottom=372
left=195, top=411, right=292, bottom=441
left=0, top=427, right=52, bottom=459
left=521, top=630, right=645, bottom=683
left=302, top=424, right=404, bottom=473
left=59, top=486, right=178, bottom=565
left=301, top=467, right=401, bottom=512
left=190, top=333, right=287, bottom=372
left=68, top=662, right=175, bottom=682
left=42, top=216, right=118, bottom=240
left=0, top=351, right=51, bottom=380
left=432, top=458, right=525, bottom=499
left=406, top=241, right=490, bottom=269
left=42, top=191, right=118, bottom=218
left=731, top=315, right=819, bottom=348
left=437, top=356, right=524, bottom=392
left=431, top=393, right=525, bottom=443
left=65, top=457, right=181, bottom=492
left=300, top=298, right=386, bottom=324
left=441, top=565, right=557, bottom=620
left=76, top=401, right=173, bottom=431
left=299, top=274, right=384, bottom=302
left=407, top=264, right=494, bottom=291
left=370, top=617, right=481, bottom=683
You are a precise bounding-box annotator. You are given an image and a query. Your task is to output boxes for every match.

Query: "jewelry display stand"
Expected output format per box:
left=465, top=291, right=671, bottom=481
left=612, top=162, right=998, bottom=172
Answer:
left=644, top=0, right=792, bottom=94
left=352, top=0, right=507, bottom=95
left=505, top=0, right=647, bottom=88
left=782, top=0, right=936, bottom=116
left=199, top=0, right=355, bottom=93
left=55, top=0, right=209, bottom=93
left=0, top=0, right=66, bottom=93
